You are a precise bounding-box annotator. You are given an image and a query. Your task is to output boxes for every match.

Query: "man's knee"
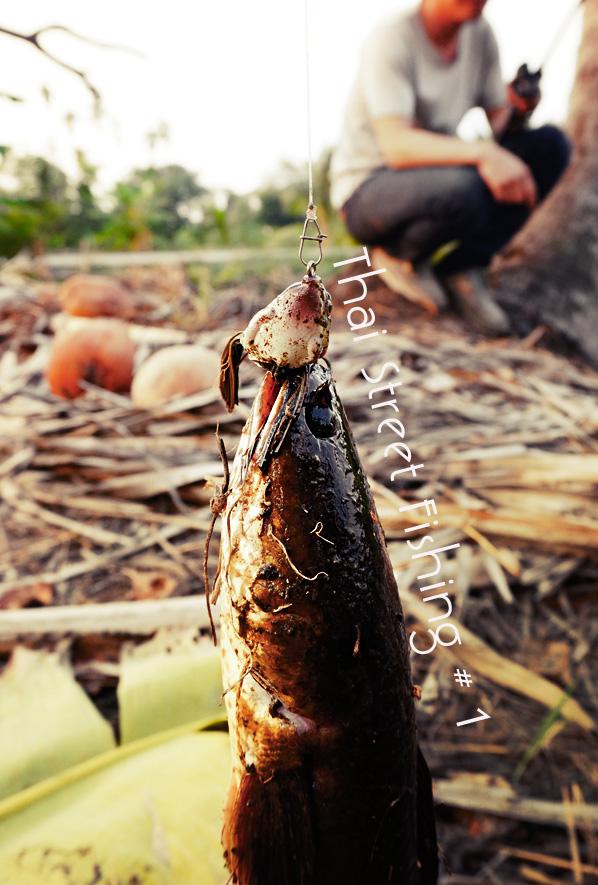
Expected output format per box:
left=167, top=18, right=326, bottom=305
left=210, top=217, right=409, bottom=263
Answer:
left=532, top=124, right=571, bottom=170
left=431, top=166, right=491, bottom=224
left=343, top=165, right=490, bottom=244
left=390, top=168, right=493, bottom=263
left=503, top=125, right=571, bottom=195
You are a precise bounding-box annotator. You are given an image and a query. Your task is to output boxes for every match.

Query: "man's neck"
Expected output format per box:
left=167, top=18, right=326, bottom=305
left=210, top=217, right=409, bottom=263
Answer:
left=419, top=2, right=462, bottom=59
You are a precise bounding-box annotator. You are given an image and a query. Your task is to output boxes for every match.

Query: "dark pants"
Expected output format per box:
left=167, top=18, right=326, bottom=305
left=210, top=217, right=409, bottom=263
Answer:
left=342, top=125, right=571, bottom=274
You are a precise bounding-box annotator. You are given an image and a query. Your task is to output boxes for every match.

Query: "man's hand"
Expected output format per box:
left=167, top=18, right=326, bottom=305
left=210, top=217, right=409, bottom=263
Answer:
left=488, top=64, right=542, bottom=138
left=475, top=142, right=537, bottom=208
left=508, top=63, right=542, bottom=116
left=507, top=82, right=541, bottom=117
left=372, top=116, right=538, bottom=209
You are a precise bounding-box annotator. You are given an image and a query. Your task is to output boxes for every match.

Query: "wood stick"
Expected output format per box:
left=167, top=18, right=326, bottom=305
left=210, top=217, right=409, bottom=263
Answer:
left=571, top=783, right=598, bottom=868
left=519, top=865, right=572, bottom=885
left=92, top=461, right=224, bottom=498
left=23, top=487, right=212, bottom=529
left=434, top=778, right=598, bottom=828
left=562, top=785, right=584, bottom=884
left=0, top=524, right=189, bottom=597
left=499, top=846, right=598, bottom=876
left=29, top=245, right=351, bottom=271
left=0, top=446, right=35, bottom=478
left=0, top=596, right=216, bottom=639
left=1, top=478, right=135, bottom=547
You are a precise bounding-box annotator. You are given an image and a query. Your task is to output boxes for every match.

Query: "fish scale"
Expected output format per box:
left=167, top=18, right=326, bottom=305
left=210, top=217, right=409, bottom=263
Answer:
left=214, top=361, right=438, bottom=885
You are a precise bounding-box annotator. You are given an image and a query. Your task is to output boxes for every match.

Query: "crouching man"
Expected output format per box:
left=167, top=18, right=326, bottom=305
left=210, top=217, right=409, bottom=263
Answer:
left=329, top=0, right=570, bottom=334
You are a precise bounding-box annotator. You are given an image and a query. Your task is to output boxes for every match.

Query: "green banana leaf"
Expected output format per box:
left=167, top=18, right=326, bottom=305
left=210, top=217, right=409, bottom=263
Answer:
left=0, top=646, right=115, bottom=800
left=118, top=632, right=225, bottom=743
left=0, top=726, right=231, bottom=884
left=0, top=633, right=232, bottom=884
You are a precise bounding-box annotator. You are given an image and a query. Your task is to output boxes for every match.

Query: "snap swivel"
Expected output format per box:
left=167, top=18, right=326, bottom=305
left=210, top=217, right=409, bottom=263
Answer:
left=299, top=202, right=327, bottom=270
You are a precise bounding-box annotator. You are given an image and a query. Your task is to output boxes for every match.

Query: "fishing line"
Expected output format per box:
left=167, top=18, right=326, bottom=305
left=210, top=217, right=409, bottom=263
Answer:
left=538, top=0, right=584, bottom=71
left=495, top=0, right=584, bottom=143
left=299, top=0, right=326, bottom=273
left=304, top=0, right=314, bottom=207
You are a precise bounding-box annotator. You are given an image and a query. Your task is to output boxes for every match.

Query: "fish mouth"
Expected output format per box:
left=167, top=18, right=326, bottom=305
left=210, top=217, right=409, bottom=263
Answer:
left=253, top=368, right=310, bottom=469
left=236, top=363, right=339, bottom=486
left=233, top=368, right=306, bottom=487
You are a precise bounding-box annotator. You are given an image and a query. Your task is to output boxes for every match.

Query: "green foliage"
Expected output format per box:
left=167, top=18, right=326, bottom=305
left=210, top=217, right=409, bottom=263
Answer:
left=511, top=679, right=578, bottom=784
left=0, top=196, right=68, bottom=256
left=123, top=164, right=206, bottom=242
left=13, top=156, right=68, bottom=203
left=0, top=145, right=348, bottom=257
left=258, top=190, right=298, bottom=227
left=91, top=181, right=157, bottom=251
left=0, top=152, right=97, bottom=256
left=224, top=193, right=267, bottom=247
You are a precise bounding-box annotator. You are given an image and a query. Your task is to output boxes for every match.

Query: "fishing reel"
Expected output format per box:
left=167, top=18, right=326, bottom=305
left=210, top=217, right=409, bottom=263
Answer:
left=509, top=63, right=542, bottom=111
left=498, top=63, right=543, bottom=141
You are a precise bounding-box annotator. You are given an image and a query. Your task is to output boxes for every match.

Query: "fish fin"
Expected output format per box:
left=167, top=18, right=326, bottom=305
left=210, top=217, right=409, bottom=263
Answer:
left=220, top=333, right=246, bottom=412
left=223, top=767, right=315, bottom=885
left=416, top=745, right=438, bottom=885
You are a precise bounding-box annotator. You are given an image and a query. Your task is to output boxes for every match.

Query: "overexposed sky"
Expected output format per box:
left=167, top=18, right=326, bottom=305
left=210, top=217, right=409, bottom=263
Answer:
left=0, top=0, right=583, bottom=196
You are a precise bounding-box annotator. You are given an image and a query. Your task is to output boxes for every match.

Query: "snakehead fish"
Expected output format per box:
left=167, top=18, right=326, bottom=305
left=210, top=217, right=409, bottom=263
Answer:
left=213, top=274, right=437, bottom=885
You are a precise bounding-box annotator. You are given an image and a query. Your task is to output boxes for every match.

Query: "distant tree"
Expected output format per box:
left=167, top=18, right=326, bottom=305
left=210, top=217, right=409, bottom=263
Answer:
left=225, top=193, right=265, bottom=247
left=146, top=123, right=170, bottom=158
left=0, top=153, right=71, bottom=256
left=255, top=150, right=349, bottom=244
left=92, top=182, right=155, bottom=251
left=12, top=155, right=68, bottom=203
left=258, top=190, right=297, bottom=227
left=63, top=151, right=106, bottom=245
left=125, top=164, right=206, bottom=240
left=0, top=148, right=111, bottom=255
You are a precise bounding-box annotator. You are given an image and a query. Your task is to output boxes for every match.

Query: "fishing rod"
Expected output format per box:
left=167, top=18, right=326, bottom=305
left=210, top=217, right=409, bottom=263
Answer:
left=498, top=0, right=585, bottom=141
left=299, top=0, right=327, bottom=277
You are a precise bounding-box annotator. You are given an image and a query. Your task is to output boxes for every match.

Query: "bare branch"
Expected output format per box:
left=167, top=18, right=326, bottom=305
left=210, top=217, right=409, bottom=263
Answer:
left=32, top=25, right=145, bottom=57
left=0, top=24, right=144, bottom=102
left=0, top=91, right=23, bottom=103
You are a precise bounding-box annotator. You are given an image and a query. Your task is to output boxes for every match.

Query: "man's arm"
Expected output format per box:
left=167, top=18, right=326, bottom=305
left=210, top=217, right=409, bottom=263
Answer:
left=487, top=105, right=513, bottom=139
left=372, top=115, right=537, bottom=209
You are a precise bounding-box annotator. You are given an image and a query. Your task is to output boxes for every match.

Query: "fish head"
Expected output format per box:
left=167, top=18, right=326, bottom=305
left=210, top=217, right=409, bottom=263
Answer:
left=243, top=274, right=332, bottom=371
left=229, top=360, right=341, bottom=491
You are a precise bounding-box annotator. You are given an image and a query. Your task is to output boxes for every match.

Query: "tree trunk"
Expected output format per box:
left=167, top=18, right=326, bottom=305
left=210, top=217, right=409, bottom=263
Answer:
left=492, top=0, right=598, bottom=365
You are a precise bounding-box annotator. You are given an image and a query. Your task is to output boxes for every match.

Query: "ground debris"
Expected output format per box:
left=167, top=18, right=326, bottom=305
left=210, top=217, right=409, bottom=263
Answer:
left=0, top=261, right=597, bottom=881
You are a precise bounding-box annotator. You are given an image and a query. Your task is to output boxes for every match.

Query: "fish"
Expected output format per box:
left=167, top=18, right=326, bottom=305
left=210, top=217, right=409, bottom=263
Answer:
left=212, top=277, right=437, bottom=885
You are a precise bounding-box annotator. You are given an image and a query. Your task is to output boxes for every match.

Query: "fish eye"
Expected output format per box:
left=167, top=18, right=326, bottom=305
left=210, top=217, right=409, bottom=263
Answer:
left=305, top=382, right=337, bottom=438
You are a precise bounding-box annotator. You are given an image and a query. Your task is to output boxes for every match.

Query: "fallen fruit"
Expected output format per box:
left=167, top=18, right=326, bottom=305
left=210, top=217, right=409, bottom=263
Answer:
left=46, top=318, right=135, bottom=398
left=58, top=274, right=134, bottom=319
left=131, top=344, right=220, bottom=407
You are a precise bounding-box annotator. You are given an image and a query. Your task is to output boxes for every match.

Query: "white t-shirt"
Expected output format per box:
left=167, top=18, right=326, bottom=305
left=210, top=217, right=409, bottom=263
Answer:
left=329, top=7, right=505, bottom=210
